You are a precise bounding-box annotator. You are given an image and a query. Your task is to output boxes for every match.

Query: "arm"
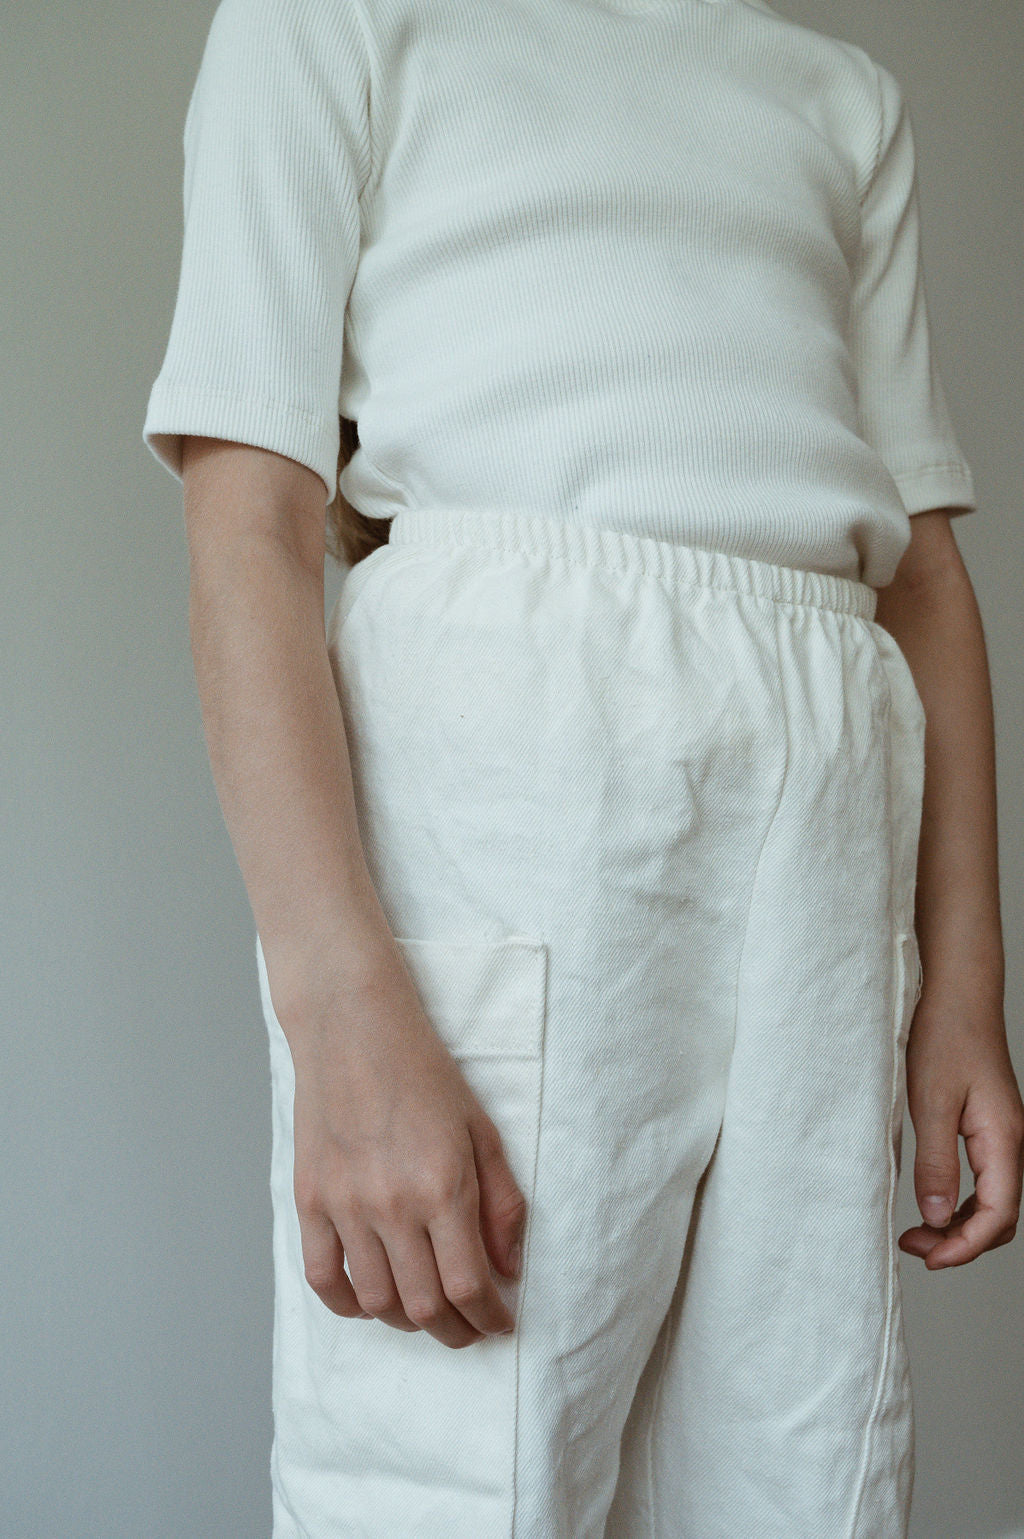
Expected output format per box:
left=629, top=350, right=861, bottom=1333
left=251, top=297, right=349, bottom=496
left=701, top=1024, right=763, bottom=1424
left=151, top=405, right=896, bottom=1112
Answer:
left=874, top=509, right=1024, bottom=1267
left=182, top=436, right=391, bottom=1009
left=181, top=437, right=526, bottom=1342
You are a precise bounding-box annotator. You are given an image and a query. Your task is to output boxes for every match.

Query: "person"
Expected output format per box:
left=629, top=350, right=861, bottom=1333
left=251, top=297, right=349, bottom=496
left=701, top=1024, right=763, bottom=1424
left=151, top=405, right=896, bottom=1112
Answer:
left=141, top=0, right=1024, bottom=1532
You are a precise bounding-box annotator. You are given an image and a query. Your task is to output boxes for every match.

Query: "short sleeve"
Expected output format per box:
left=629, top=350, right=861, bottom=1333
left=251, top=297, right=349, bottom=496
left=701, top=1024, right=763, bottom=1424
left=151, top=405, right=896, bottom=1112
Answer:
left=142, top=0, right=372, bottom=502
left=848, top=61, right=978, bottom=518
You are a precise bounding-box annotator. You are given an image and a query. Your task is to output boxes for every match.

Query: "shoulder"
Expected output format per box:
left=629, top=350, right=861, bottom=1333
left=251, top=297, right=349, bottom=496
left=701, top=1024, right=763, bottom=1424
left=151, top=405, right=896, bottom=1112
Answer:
left=759, top=10, right=903, bottom=203
left=183, top=0, right=375, bottom=189
left=190, top=0, right=375, bottom=118
left=201, top=0, right=375, bottom=65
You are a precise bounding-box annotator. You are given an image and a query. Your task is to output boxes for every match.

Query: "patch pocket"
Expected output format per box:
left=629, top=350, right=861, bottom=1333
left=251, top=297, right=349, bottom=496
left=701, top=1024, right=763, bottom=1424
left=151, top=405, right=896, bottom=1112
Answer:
left=255, top=932, right=549, bottom=1249
left=255, top=930, right=549, bottom=1530
left=252, top=929, right=548, bottom=1305
left=891, top=928, right=923, bottom=1176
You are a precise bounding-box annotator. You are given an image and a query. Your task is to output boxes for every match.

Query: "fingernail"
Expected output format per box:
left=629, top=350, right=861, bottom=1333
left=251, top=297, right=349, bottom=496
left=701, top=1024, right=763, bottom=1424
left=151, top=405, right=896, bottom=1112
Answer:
left=922, top=1195, right=952, bottom=1225
left=509, top=1241, right=522, bottom=1276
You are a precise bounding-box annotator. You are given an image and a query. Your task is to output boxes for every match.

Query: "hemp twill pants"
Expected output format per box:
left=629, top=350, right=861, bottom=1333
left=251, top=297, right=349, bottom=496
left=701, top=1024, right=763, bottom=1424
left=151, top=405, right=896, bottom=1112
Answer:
left=255, top=506, right=925, bottom=1538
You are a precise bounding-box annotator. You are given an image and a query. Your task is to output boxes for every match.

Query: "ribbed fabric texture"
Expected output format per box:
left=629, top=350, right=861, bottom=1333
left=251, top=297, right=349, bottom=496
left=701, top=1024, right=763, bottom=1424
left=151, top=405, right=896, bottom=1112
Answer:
left=142, top=0, right=977, bottom=587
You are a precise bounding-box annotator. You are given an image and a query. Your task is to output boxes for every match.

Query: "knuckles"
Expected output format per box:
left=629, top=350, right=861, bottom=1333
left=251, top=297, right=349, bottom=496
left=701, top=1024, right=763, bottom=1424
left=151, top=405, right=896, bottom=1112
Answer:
left=294, top=1158, right=475, bottom=1225
left=404, top=1296, right=448, bottom=1327
left=302, top=1263, right=339, bottom=1294
left=356, top=1289, right=402, bottom=1318
left=444, top=1275, right=489, bottom=1310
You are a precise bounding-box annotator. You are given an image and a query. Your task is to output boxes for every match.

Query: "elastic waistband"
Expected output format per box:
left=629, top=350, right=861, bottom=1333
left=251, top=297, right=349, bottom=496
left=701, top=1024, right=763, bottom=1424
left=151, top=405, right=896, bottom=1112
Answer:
left=387, top=508, right=878, bottom=621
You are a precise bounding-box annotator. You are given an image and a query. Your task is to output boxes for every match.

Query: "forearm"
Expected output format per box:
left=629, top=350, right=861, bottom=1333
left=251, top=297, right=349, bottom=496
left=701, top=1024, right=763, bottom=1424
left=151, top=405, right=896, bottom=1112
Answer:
left=874, top=541, right=1005, bottom=1023
left=188, top=530, right=394, bottom=1022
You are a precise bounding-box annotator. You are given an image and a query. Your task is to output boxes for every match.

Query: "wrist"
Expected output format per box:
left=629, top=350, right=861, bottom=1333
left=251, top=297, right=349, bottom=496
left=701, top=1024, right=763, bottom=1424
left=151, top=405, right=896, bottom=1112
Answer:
left=262, top=914, right=402, bottom=1033
left=918, top=930, right=1005, bottom=1014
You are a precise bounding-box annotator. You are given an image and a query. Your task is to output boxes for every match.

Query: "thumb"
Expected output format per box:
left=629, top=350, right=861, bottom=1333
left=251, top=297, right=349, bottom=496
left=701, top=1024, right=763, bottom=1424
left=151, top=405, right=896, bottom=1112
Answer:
left=913, top=1109, right=962, bottom=1229
left=469, top=1115, right=528, bottom=1278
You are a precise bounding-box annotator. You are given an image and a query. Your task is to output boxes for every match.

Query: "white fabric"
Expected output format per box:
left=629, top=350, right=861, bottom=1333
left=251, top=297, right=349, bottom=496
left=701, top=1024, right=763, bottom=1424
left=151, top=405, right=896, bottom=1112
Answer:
left=255, top=505, right=925, bottom=1535
left=143, top=0, right=977, bottom=587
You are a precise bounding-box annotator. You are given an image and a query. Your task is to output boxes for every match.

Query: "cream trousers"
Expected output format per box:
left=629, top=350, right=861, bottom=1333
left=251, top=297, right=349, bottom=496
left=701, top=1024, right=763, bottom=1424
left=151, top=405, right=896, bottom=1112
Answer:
left=255, top=506, right=925, bottom=1537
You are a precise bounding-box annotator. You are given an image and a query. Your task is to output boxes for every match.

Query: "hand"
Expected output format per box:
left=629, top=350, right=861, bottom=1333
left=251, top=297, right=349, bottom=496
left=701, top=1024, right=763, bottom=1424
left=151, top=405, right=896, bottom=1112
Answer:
left=899, top=979, right=1024, bottom=1268
left=278, top=942, right=528, bottom=1348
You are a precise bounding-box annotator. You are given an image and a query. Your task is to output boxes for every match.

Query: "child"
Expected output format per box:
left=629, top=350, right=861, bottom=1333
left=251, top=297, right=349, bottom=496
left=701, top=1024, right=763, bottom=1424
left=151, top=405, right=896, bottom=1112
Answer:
left=142, top=0, right=1023, bottom=1532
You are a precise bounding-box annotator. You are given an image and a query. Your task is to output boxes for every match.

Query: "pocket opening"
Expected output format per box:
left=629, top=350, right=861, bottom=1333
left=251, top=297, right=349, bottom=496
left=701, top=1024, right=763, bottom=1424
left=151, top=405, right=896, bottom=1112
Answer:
left=327, top=542, right=394, bottom=650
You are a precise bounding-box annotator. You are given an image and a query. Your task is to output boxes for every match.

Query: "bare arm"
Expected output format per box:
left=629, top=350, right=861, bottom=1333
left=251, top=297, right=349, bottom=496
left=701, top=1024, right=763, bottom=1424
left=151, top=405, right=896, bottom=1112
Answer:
left=874, top=510, right=1024, bottom=1267
left=181, top=437, right=527, bottom=1344
left=182, top=436, right=391, bottom=1013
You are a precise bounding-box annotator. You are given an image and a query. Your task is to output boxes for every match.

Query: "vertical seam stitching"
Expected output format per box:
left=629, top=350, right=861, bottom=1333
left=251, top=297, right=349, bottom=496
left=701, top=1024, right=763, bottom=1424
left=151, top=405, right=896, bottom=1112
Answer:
left=510, top=950, right=550, bottom=1537
left=844, top=647, right=900, bottom=1539
left=644, top=1292, right=680, bottom=1537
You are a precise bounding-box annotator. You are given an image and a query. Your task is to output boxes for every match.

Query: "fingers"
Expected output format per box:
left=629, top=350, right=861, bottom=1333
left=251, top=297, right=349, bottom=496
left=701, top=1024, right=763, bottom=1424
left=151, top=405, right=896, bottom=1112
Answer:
left=297, top=1170, right=518, bottom=1347
left=376, top=1215, right=497, bottom=1348
left=914, top=1118, right=1022, bottom=1268
left=899, top=1089, right=1024, bottom=1268
left=335, top=1223, right=422, bottom=1333
left=468, top=1111, right=527, bottom=1280
left=295, top=1206, right=364, bottom=1318
left=911, top=1093, right=963, bottom=1231
left=295, top=1173, right=420, bottom=1332
left=899, top=1193, right=976, bottom=1263
left=427, top=1200, right=516, bottom=1339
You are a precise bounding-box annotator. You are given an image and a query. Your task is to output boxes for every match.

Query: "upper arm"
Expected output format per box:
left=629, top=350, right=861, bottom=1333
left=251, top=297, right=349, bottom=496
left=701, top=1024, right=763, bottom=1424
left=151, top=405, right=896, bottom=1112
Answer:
left=848, top=59, right=978, bottom=522
left=142, top=0, right=372, bottom=512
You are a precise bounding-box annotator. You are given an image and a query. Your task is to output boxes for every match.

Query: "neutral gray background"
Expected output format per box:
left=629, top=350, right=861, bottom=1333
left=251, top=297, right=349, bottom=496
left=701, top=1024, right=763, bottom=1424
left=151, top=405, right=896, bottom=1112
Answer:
left=2, top=1, right=1021, bottom=1535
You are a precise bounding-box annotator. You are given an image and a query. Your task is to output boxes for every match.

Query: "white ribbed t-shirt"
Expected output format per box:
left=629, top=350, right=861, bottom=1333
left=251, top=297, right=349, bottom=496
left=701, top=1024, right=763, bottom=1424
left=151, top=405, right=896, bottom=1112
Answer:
left=142, top=0, right=977, bottom=587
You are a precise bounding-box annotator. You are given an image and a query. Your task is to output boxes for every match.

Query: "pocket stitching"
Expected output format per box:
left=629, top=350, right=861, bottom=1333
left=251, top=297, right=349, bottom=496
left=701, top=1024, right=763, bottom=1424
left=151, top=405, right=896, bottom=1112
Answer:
left=393, top=933, right=548, bottom=1060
